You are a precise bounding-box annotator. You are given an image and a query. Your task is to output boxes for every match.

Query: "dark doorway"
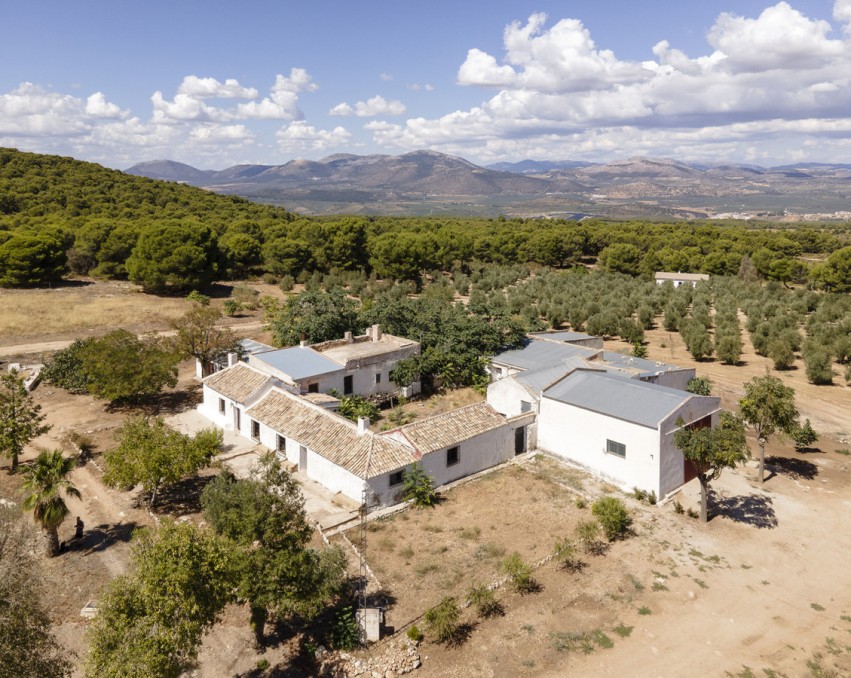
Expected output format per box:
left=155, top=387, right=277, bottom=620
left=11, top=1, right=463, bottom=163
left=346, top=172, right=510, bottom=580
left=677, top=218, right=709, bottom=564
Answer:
left=514, top=427, right=526, bottom=455
left=344, top=375, right=353, bottom=395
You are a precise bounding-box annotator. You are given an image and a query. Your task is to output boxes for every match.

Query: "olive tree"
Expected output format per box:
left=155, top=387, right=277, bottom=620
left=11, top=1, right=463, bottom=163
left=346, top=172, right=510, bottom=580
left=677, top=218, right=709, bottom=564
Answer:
left=739, top=376, right=799, bottom=483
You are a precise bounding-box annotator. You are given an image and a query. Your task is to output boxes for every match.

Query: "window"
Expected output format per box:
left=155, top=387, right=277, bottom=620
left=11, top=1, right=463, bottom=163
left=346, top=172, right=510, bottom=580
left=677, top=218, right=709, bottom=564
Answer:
left=606, top=439, right=626, bottom=458
left=446, top=446, right=460, bottom=467
left=308, top=383, right=319, bottom=393
left=251, top=420, right=260, bottom=441
left=218, top=398, right=225, bottom=415
left=389, top=470, right=404, bottom=487
left=344, top=375, right=353, bottom=395
left=375, top=373, right=382, bottom=384
left=276, top=435, right=286, bottom=453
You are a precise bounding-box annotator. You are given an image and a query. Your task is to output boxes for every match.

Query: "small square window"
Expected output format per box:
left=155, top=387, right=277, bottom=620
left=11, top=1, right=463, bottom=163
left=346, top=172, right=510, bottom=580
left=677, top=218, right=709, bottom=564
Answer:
left=606, top=439, right=626, bottom=458
left=375, top=373, right=382, bottom=384
left=251, top=420, right=260, bottom=441
left=276, top=435, right=286, bottom=453
left=218, top=398, right=225, bottom=415
left=446, top=446, right=460, bottom=467
left=308, top=383, right=319, bottom=393
left=389, top=470, right=404, bottom=487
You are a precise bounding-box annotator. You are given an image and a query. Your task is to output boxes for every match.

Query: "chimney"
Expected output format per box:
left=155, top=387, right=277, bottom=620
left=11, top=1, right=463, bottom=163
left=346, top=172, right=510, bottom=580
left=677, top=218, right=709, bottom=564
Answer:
left=300, top=340, right=308, bottom=347
left=371, top=324, right=382, bottom=342
left=227, top=352, right=238, bottom=367
left=357, top=416, right=370, bottom=435
left=345, top=331, right=353, bottom=344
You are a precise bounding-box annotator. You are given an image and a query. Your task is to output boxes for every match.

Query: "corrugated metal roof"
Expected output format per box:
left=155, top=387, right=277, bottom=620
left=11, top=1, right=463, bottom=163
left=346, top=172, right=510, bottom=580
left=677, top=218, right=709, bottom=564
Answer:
left=600, top=351, right=683, bottom=374
left=246, top=388, right=415, bottom=478
left=251, top=346, right=344, bottom=381
left=529, top=331, right=595, bottom=343
left=393, top=402, right=508, bottom=454
left=492, top=340, right=598, bottom=371
left=240, top=338, right=275, bottom=355
left=513, top=358, right=597, bottom=394
left=543, top=370, right=694, bottom=428
left=203, top=363, right=272, bottom=403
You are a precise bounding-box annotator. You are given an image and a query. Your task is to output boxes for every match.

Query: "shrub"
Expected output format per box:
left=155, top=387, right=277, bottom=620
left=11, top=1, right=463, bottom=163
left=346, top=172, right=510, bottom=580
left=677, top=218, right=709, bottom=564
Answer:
left=402, top=465, right=438, bottom=508
left=768, top=339, right=795, bottom=370
left=553, top=537, right=582, bottom=572
left=574, top=519, right=605, bottom=554
left=591, top=496, right=632, bottom=541
left=186, top=290, right=211, bottom=306
left=804, top=346, right=834, bottom=384
left=223, top=299, right=240, bottom=317
left=467, top=584, right=503, bottom=618
left=231, top=284, right=260, bottom=310
left=686, top=376, right=712, bottom=396
left=500, top=552, right=535, bottom=593
left=792, top=419, right=818, bottom=451
left=279, top=274, right=295, bottom=292
left=406, top=625, right=423, bottom=642
left=337, top=395, right=380, bottom=424
left=42, top=338, right=95, bottom=394
left=424, top=597, right=461, bottom=644
left=329, top=606, right=361, bottom=650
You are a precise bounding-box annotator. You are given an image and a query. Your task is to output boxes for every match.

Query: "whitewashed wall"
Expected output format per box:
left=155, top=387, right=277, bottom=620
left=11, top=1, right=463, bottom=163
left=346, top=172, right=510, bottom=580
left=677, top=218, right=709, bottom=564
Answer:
left=417, top=425, right=516, bottom=489
left=487, top=378, right=537, bottom=417
left=538, top=398, right=663, bottom=495
left=650, top=368, right=695, bottom=392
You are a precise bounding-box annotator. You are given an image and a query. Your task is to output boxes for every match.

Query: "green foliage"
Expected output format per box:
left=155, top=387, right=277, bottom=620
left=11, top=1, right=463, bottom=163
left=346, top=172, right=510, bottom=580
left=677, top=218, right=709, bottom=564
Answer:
left=222, top=299, right=240, bottom=316
left=591, top=496, right=633, bottom=541
left=186, top=290, right=210, bottom=305
left=631, top=341, right=648, bottom=359
left=739, top=374, right=800, bottom=475
left=500, top=552, right=535, bottom=593
left=0, top=505, right=73, bottom=677
left=0, top=233, right=67, bottom=287
left=401, top=464, right=438, bottom=508
left=406, top=625, right=424, bottom=642
left=768, top=339, right=796, bottom=370
left=85, top=520, right=238, bottom=678
left=803, top=344, right=834, bottom=384
left=467, top=584, right=503, bottom=618
left=329, top=606, right=361, bottom=650
left=0, top=370, right=52, bottom=472
left=20, top=449, right=81, bottom=557
left=337, top=395, right=380, bottom=424
left=792, top=419, right=818, bottom=451
left=104, top=416, right=220, bottom=506
left=201, top=454, right=346, bottom=646
left=424, top=597, right=462, bottom=645
left=553, top=537, right=582, bottom=571
left=390, top=357, right=420, bottom=389
left=574, top=519, right=606, bottom=555
left=169, top=304, right=240, bottom=373
left=126, top=222, right=220, bottom=293
left=267, top=289, right=359, bottom=346
left=686, top=376, right=712, bottom=396
left=77, top=330, right=179, bottom=404
left=42, top=338, right=95, bottom=393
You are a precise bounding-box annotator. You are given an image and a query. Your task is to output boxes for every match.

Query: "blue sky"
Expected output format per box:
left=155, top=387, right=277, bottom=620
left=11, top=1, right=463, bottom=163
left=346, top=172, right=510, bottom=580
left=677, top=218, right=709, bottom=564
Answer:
left=2, top=1, right=850, bottom=169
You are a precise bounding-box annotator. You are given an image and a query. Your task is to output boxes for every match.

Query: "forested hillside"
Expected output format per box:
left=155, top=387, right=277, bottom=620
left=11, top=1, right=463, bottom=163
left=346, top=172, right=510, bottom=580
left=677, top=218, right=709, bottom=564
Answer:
left=1, top=148, right=850, bottom=292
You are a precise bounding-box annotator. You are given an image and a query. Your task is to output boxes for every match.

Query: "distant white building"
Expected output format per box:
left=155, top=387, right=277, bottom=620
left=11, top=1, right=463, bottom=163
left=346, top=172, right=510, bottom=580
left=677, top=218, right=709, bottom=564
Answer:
left=654, top=272, right=710, bottom=287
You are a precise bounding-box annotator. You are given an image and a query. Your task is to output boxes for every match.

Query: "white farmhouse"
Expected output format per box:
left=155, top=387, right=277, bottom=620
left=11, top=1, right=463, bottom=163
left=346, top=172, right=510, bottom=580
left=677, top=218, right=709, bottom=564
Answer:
left=654, top=271, right=710, bottom=287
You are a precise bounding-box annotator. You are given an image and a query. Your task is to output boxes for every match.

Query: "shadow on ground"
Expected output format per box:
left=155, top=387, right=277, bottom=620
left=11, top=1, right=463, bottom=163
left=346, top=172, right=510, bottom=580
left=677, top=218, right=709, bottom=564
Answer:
left=710, top=490, right=778, bottom=529
left=145, top=475, right=216, bottom=517
left=75, top=521, right=139, bottom=555
left=766, top=455, right=819, bottom=481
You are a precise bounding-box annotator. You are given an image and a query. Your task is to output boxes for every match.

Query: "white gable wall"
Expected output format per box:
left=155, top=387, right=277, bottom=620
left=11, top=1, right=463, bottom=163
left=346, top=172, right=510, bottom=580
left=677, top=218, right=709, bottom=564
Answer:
left=487, top=377, right=537, bottom=417
left=538, top=397, right=663, bottom=495
left=658, top=397, right=721, bottom=497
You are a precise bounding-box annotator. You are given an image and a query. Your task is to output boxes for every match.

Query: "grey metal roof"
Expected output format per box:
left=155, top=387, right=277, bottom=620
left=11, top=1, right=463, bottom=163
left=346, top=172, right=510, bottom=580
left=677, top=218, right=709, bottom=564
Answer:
left=543, top=370, right=693, bottom=428
left=492, top=340, right=598, bottom=371
left=240, top=338, right=275, bottom=356
left=529, top=331, right=595, bottom=343
left=600, top=351, right=682, bottom=374
left=252, top=346, right=343, bottom=381
left=514, top=358, right=598, bottom=394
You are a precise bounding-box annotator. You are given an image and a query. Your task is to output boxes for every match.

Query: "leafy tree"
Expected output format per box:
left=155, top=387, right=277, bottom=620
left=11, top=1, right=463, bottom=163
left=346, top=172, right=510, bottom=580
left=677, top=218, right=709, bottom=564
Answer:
left=390, top=357, right=420, bottom=389
left=0, top=504, right=73, bottom=677
left=768, top=338, right=795, bottom=370
left=0, top=233, right=67, bottom=287
left=0, top=370, right=51, bottom=472
left=803, top=344, right=834, bottom=384
left=20, top=449, right=81, bottom=557
left=674, top=412, right=750, bottom=522
left=715, top=331, right=742, bottom=365
left=77, top=330, right=179, bottom=404
left=811, top=246, right=851, bottom=292
left=267, top=289, right=359, bottom=346
left=104, top=417, right=221, bottom=507
left=739, top=376, right=799, bottom=483
left=401, top=464, right=437, bottom=508
left=169, top=304, right=241, bottom=376
left=201, top=455, right=346, bottom=646
left=85, top=520, right=238, bottom=678
left=686, top=376, right=712, bottom=396
left=598, top=243, right=642, bottom=276
left=126, top=221, right=220, bottom=293
left=424, top=597, right=462, bottom=645
left=590, top=496, right=632, bottom=541
left=337, top=394, right=380, bottom=424
left=792, top=419, right=818, bottom=452
left=41, top=338, right=95, bottom=394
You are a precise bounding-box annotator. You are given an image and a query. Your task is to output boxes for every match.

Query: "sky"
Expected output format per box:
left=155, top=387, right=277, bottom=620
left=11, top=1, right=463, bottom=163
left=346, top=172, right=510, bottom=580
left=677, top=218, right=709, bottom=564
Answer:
left=2, top=0, right=851, bottom=169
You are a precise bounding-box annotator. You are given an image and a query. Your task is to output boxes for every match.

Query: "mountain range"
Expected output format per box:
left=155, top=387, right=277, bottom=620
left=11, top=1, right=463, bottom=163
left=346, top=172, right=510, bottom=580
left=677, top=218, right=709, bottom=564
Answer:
left=125, top=151, right=851, bottom=219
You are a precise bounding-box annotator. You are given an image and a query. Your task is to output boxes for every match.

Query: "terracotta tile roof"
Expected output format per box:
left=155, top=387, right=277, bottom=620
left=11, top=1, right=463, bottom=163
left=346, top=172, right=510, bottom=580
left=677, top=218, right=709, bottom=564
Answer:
left=246, top=389, right=415, bottom=479
left=392, top=402, right=508, bottom=454
left=301, top=392, right=340, bottom=405
left=203, top=363, right=272, bottom=403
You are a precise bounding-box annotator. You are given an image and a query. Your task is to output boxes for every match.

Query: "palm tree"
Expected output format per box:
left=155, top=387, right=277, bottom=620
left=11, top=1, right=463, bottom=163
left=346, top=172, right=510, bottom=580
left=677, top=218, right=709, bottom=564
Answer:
left=21, top=449, right=81, bottom=557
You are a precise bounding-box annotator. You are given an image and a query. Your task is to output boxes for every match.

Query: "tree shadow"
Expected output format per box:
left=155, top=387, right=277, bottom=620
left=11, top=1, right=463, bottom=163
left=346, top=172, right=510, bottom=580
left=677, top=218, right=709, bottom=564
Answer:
left=709, top=490, right=778, bottom=529
left=75, top=521, right=139, bottom=555
left=765, top=455, right=819, bottom=480
left=145, top=475, right=215, bottom=516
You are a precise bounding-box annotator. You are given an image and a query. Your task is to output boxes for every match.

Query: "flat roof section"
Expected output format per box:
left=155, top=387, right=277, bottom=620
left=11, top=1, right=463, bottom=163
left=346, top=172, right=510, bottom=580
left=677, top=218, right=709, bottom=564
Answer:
left=318, top=335, right=417, bottom=364
left=252, top=346, right=344, bottom=381
left=492, top=339, right=599, bottom=372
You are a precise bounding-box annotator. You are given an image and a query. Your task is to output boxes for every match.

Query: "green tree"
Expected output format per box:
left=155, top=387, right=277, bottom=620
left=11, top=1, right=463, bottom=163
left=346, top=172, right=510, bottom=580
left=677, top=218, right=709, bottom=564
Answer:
left=0, top=233, right=67, bottom=287
left=792, top=419, right=818, bottom=452
left=0, top=370, right=51, bottom=473
left=401, top=464, right=437, bottom=508
left=42, top=338, right=95, bottom=394
left=590, top=496, right=632, bottom=541
left=126, top=221, right=219, bottom=293
left=715, top=332, right=742, bottom=365
left=337, top=394, right=380, bottom=424
left=803, top=345, right=834, bottom=384
left=598, top=243, right=642, bottom=276
left=85, top=521, right=238, bottom=678
left=500, top=552, right=536, bottom=593
left=201, top=455, right=346, bottom=646
left=20, top=449, right=81, bottom=557
left=811, top=246, right=851, bottom=292
left=686, top=376, right=712, bottom=396
left=674, top=412, right=749, bottom=522
left=267, top=289, right=359, bottom=347
left=424, top=597, right=462, bottom=645
left=0, top=504, right=73, bottom=677
left=768, top=338, right=795, bottom=370
left=104, top=417, right=220, bottom=507
left=739, top=376, right=799, bottom=484
left=77, top=330, right=179, bottom=404
left=169, top=304, right=241, bottom=377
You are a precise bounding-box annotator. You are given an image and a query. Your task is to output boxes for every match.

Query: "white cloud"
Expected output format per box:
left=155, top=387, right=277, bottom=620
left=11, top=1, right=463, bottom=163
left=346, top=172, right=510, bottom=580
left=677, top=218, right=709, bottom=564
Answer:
left=85, top=92, right=129, bottom=119
left=329, top=95, right=406, bottom=117
left=190, top=124, right=254, bottom=143
left=276, top=121, right=351, bottom=153
left=380, top=73, right=393, bottom=81
left=177, top=75, right=258, bottom=99
left=836, top=0, right=851, bottom=30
